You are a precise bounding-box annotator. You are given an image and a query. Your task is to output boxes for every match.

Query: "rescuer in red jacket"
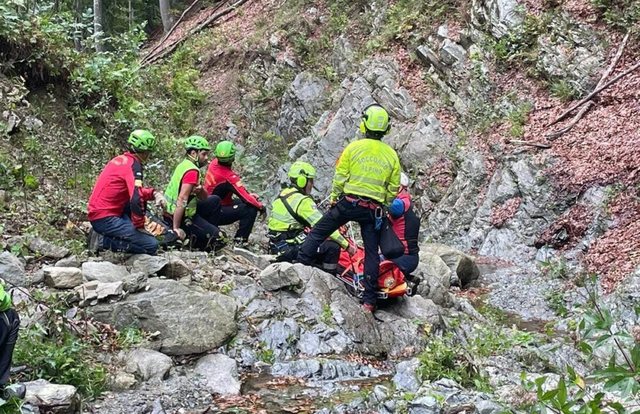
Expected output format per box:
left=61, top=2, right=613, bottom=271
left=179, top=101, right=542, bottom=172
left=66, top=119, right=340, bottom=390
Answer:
left=204, top=140, right=264, bottom=245
left=387, top=173, right=420, bottom=277
left=87, top=130, right=166, bottom=255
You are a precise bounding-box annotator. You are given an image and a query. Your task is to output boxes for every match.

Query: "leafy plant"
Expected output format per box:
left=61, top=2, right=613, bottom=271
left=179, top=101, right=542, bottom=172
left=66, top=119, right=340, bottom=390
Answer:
left=320, top=304, right=334, bottom=325
left=549, top=79, right=582, bottom=102
left=526, top=278, right=640, bottom=412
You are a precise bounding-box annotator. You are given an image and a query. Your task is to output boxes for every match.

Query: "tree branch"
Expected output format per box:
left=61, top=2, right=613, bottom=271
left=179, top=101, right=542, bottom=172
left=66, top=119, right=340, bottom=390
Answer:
left=144, top=0, right=203, bottom=60
left=546, top=32, right=630, bottom=138
left=547, top=56, right=640, bottom=127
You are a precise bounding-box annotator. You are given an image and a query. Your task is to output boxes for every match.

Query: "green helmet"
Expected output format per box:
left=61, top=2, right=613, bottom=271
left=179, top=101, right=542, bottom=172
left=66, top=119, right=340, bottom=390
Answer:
left=184, top=135, right=211, bottom=151
left=214, top=140, right=236, bottom=162
left=128, top=129, right=157, bottom=152
left=288, top=161, right=316, bottom=188
left=361, top=104, right=390, bottom=133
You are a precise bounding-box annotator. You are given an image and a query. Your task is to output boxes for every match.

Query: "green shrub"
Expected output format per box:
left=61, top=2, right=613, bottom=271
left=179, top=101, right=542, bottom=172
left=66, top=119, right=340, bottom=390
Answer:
left=549, top=79, right=582, bottom=102
left=14, top=325, right=107, bottom=397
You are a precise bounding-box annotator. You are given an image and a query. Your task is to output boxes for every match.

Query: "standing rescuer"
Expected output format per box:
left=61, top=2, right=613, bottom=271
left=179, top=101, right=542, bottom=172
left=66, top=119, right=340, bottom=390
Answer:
left=164, top=135, right=225, bottom=251
left=204, top=140, right=265, bottom=246
left=268, top=161, right=356, bottom=273
left=298, top=103, right=401, bottom=312
left=87, top=129, right=166, bottom=255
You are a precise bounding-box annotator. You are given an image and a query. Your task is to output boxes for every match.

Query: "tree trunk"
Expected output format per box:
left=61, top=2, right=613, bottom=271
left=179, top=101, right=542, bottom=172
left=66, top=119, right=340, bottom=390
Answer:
left=128, top=0, right=134, bottom=30
left=159, top=0, right=172, bottom=34
left=73, top=0, right=83, bottom=51
left=93, top=0, right=104, bottom=52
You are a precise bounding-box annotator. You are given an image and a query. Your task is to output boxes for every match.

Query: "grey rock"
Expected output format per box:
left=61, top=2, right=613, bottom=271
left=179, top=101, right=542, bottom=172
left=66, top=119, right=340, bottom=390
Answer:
left=159, top=258, right=192, bottom=279
left=89, top=278, right=237, bottom=355
left=259, top=262, right=303, bottom=291
left=393, top=358, right=421, bottom=392
left=386, top=296, right=442, bottom=327
left=0, top=251, right=27, bottom=287
left=194, top=354, right=241, bottom=395
left=471, top=0, right=524, bottom=38
left=44, top=267, right=83, bottom=289
left=272, top=359, right=383, bottom=380
left=229, top=275, right=262, bottom=306
left=151, top=398, right=166, bottom=414
left=24, top=379, right=79, bottom=414
left=409, top=395, right=439, bottom=414
left=75, top=280, right=124, bottom=303
left=125, top=348, right=173, bottom=381
left=55, top=256, right=81, bottom=268
left=24, top=116, right=43, bottom=130
left=372, top=384, right=390, bottom=403
left=276, top=72, right=329, bottom=142
left=122, top=271, right=148, bottom=293
left=82, top=261, right=130, bottom=283
left=331, top=36, right=355, bottom=77
left=127, top=254, right=169, bottom=276
left=27, top=238, right=69, bottom=259
left=258, top=317, right=300, bottom=360
left=420, top=244, right=479, bottom=287
left=110, top=371, right=137, bottom=391
left=232, top=247, right=272, bottom=270
left=476, top=399, right=504, bottom=413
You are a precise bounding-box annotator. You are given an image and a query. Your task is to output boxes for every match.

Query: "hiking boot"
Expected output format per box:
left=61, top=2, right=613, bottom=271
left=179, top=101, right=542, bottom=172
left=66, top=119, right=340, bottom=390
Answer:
left=87, top=229, right=103, bottom=253
left=2, top=383, right=26, bottom=399
left=362, top=303, right=375, bottom=313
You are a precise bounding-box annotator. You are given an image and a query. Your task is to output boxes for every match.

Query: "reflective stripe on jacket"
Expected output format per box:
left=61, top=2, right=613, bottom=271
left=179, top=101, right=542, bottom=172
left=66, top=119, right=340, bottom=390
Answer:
left=165, top=158, right=199, bottom=218
left=268, top=187, right=348, bottom=248
left=331, top=138, right=401, bottom=205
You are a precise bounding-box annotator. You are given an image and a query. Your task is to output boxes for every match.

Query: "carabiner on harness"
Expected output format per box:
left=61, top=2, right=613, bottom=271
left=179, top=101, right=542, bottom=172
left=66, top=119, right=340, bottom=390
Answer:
left=374, top=207, right=383, bottom=231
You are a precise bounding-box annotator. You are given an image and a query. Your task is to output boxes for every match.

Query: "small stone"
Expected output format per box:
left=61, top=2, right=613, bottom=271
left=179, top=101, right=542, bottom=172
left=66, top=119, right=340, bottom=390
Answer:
left=159, top=259, right=192, bottom=279
left=194, top=354, right=241, bottom=395
left=82, top=261, right=130, bottom=283
left=125, top=348, right=173, bottom=381
left=24, top=379, right=79, bottom=413
left=111, top=371, right=137, bottom=391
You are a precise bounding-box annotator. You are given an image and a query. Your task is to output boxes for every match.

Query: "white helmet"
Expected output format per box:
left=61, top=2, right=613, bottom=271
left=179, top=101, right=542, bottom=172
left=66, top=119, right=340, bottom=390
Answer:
left=400, top=172, right=409, bottom=187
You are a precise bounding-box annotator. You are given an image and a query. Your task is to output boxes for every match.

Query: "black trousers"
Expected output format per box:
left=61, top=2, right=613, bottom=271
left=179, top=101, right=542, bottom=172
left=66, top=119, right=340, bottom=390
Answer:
left=0, top=309, right=20, bottom=386
left=272, top=240, right=341, bottom=273
left=166, top=196, right=223, bottom=251
left=208, top=200, right=259, bottom=242
left=298, top=198, right=381, bottom=306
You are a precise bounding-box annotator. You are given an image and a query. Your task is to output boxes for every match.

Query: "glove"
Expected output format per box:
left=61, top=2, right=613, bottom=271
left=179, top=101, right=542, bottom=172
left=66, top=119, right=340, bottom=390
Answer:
left=154, top=191, right=167, bottom=210
left=347, top=243, right=358, bottom=257
left=173, top=228, right=186, bottom=240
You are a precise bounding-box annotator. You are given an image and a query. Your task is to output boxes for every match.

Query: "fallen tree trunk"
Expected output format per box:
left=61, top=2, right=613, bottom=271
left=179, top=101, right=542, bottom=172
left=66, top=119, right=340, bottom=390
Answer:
left=144, top=0, right=204, bottom=60
left=142, top=0, right=250, bottom=67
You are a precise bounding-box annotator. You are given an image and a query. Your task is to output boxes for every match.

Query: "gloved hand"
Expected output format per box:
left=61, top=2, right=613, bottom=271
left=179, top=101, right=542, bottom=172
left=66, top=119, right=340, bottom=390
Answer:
left=194, top=185, right=206, bottom=197
left=154, top=191, right=167, bottom=210
left=347, top=242, right=357, bottom=257
left=172, top=228, right=186, bottom=240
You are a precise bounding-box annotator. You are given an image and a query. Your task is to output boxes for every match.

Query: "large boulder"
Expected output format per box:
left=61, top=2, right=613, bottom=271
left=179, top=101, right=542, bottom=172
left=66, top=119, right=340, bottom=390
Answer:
left=420, top=244, right=479, bottom=287
left=89, top=278, right=237, bottom=355
left=43, top=267, right=83, bottom=289
left=194, top=354, right=241, bottom=395
left=0, top=251, right=27, bottom=287
left=82, top=261, right=130, bottom=283
left=124, top=348, right=173, bottom=381
left=24, top=379, right=80, bottom=414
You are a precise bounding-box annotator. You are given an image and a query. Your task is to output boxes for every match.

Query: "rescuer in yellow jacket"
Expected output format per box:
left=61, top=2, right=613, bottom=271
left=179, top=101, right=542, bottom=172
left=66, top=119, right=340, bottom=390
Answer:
left=268, top=161, right=356, bottom=273
left=298, top=103, right=401, bottom=312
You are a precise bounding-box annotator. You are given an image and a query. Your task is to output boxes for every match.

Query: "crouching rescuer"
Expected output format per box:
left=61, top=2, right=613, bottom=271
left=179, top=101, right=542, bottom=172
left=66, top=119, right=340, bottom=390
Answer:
left=164, top=136, right=225, bottom=251
left=268, top=162, right=356, bottom=273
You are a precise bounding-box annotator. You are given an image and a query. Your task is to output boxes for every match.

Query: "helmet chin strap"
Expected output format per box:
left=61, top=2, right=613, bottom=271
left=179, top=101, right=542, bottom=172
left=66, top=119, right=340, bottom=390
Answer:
left=187, top=152, right=201, bottom=168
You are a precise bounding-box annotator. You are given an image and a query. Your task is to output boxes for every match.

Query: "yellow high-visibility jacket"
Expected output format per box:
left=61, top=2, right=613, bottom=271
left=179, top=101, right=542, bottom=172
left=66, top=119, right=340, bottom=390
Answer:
left=268, top=187, right=349, bottom=248
left=331, top=138, right=401, bottom=205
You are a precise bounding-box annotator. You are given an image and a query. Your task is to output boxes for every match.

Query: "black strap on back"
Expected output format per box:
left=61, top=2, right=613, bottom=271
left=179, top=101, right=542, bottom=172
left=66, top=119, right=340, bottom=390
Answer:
left=279, top=191, right=311, bottom=228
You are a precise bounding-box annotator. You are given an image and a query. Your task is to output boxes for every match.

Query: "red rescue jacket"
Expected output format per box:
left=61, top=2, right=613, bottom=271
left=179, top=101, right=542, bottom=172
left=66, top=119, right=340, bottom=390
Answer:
left=204, top=159, right=263, bottom=209
left=87, top=152, right=155, bottom=228
left=389, top=189, right=420, bottom=255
